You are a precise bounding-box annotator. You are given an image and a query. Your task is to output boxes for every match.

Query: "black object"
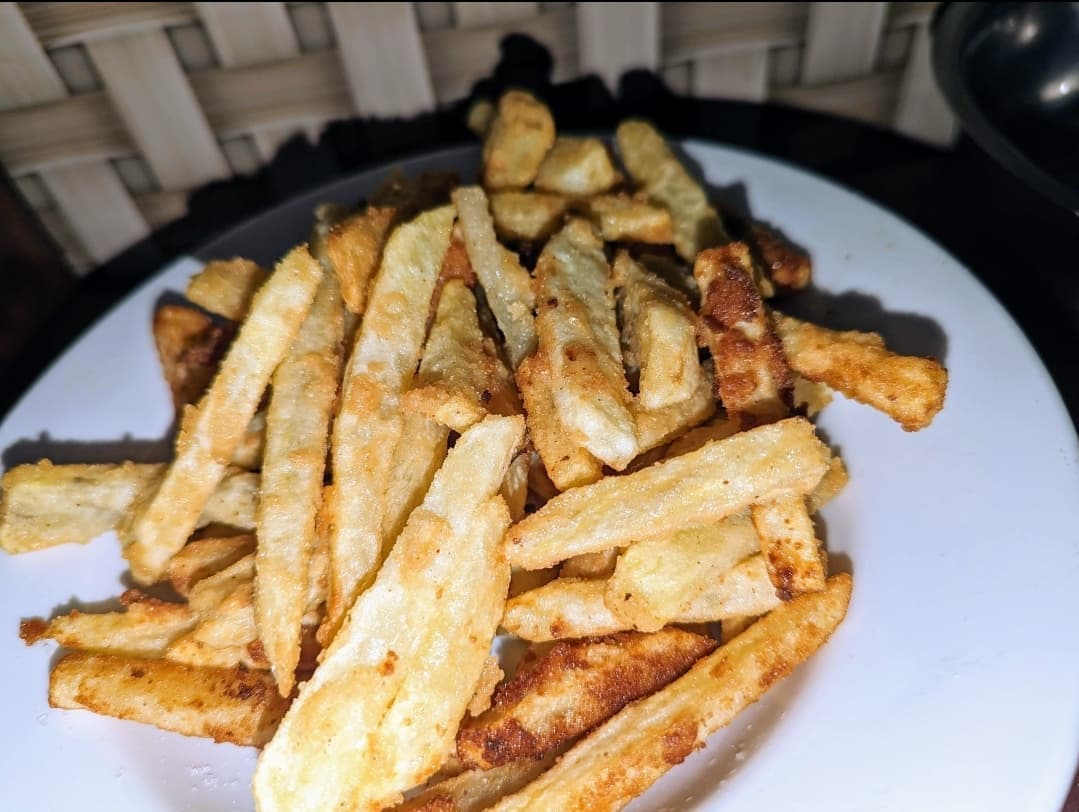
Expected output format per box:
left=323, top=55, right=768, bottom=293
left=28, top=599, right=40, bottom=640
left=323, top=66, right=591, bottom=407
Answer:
left=932, top=2, right=1079, bottom=212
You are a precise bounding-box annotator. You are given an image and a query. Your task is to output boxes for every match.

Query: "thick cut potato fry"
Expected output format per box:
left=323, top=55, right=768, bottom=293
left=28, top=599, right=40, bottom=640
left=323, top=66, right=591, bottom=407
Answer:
left=382, top=413, right=451, bottom=546
left=535, top=219, right=639, bottom=469
left=187, top=553, right=254, bottom=616
left=751, top=495, right=826, bottom=600
left=152, top=304, right=234, bottom=412
left=507, top=418, right=830, bottom=570
left=452, top=187, right=537, bottom=367
left=256, top=269, right=345, bottom=695
left=793, top=374, right=833, bottom=417
left=20, top=590, right=197, bottom=658
left=0, top=463, right=256, bottom=554
left=614, top=252, right=701, bottom=410
left=468, top=655, right=505, bottom=718
left=662, top=415, right=740, bottom=458
left=255, top=415, right=524, bottom=812
left=168, top=534, right=256, bottom=596
left=773, top=312, right=948, bottom=431
left=403, top=279, right=518, bottom=432
left=458, top=629, right=715, bottom=770
left=482, top=90, right=555, bottom=189
left=122, top=246, right=324, bottom=584
left=397, top=757, right=557, bottom=812
left=748, top=221, right=811, bottom=293
left=605, top=514, right=759, bottom=632
left=324, top=205, right=455, bottom=643
left=515, top=353, right=603, bottom=492
left=559, top=549, right=619, bottom=579
left=807, top=455, right=848, bottom=513
left=583, top=195, right=674, bottom=245
left=326, top=206, right=397, bottom=315
left=534, top=137, right=619, bottom=197
left=632, top=363, right=716, bottom=453
left=50, top=652, right=289, bottom=746
left=168, top=581, right=268, bottom=670
left=695, top=244, right=792, bottom=424
left=489, top=575, right=851, bottom=811
left=185, top=258, right=268, bottom=321
left=489, top=190, right=570, bottom=242
left=501, top=452, right=530, bottom=523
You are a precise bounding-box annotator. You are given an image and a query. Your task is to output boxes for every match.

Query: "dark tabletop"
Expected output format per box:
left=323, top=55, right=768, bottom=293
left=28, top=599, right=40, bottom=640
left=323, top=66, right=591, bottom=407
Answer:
left=1, top=63, right=1078, bottom=807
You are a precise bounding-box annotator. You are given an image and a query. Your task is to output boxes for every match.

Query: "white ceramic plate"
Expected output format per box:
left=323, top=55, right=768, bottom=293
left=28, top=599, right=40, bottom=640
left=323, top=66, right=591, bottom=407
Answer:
left=3, top=143, right=1078, bottom=812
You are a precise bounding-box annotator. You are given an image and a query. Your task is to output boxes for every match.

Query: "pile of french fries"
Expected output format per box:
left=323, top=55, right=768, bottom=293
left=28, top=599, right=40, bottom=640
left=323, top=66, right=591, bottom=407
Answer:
left=2, top=90, right=947, bottom=811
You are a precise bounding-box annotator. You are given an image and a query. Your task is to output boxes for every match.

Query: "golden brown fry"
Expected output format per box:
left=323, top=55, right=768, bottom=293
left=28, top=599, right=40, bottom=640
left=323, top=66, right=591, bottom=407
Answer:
left=773, top=312, right=948, bottom=431
left=508, top=418, right=829, bottom=571
left=397, top=757, right=556, bottom=812
left=403, top=279, right=519, bottom=432
left=228, top=410, right=266, bottom=470
left=483, top=90, right=555, bottom=189
left=20, top=590, right=196, bottom=658
left=662, top=414, right=740, bottom=458
left=751, top=495, right=826, bottom=600
left=382, top=413, right=451, bottom=547
left=514, top=353, right=603, bottom=492
left=326, top=206, right=397, bottom=315
left=168, top=581, right=268, bottom=670
left=793, top=374, right=834, bottom=417
left=467, top=656, right=505, bottom=718
left=534, top=137, right=620, bottom=197
left=489, top=575, right=851, bottom=811
left=535, top=219, right=638, bottom=469
left=49, top=652, right=289, bottom=746
left=467, top=98, right=496, bottom=140
left=185, top=258, right=268, bottom=321
left=749, top=220, right=812, bottom=293
left=256, top=269, right=345, bottom=695
left=122, top=246, right=324, bottom=585
left=489, top=190, right=570, bottom=242
left=582, top=195, right=674, bottom=244
left=694, top=243, right=792, bottom=424
left=0, top=462, right=256, bottom=555
left=168, top=534, right=256, bottom=596
left=559, top=549, right=619, bottom=580
left=452, top=186, right=537, bottom=367
left=807, top=455, right=849, bottom=513
left=458, top=629, right=715, bottom=770
left=632, top=361, right=717, bottom=454
left=255, top=415, right=524, bottom=812
left=152, top=303, right=234, bottom=412
left=323, top=205, right=455, bottom=644
left=679, top=553, right=783, bottom=621
left=309, top=202, right=352, bottom=273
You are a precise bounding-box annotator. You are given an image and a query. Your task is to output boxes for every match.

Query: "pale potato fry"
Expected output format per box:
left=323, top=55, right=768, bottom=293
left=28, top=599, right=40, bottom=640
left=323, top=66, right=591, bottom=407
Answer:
left=695, top=243, right=792, bottom=424
left=309, top=202, right=351, bottom=273
left=255, top=415, right=524, bottom=812
left=501, top=452, right=530, bottom=523
left=751, top=495, right=826, bottom=600
left=793, top=374, right=834, bottom=417
left=508, top=418, right=830, bottom=571
left=633, top=361, right=717, bottom=453
left=20, top=590, right=197, bottom=658
left=185, top=258, right=268, bottom=321
left=50, top=652, right=289, bottom=746
left=678, top=553, right=783, bottom=621
left=326, top=206, right=397, bottom=315
left=458, top=629, right=715, bottom=770
left=402, top=279, right=518, bottom=432
left=482, top=90, right=555, bottom=189
left=467, top=656, right=504, bottom=718
left=508, top=566, right=559, bottom=600
left=187, top=553, right=254, bottom=616
left=152, top=303, right=234, bottom=412
left=257, top=269, right=345, bottom=695
left=452, top=186, right=537, bottom=367
left=662, top=414, right=740, bottom=458
left=324, top=205, right=455, bottom=643
left=514, top=353, right=603, bottom=492
left=489, top=190, right=570, bottom=242
left=559, top=549, right=619, bottom=579
left=604, top=513, right=760, bottom=632
left=121, top=246, right=324, bottom=584
left=807, top=455, right=849, bottom=513
left=397, top=757, right=557, bottom=812
left=582, top=195, right=674, bottom=244
left=614, top=252, right=700, bottom=409
left=168, top=534, right=256, bottom=596
left=168, top=581, right=268, bottom=671
left=489, top=575, right=851, bottom=811
left=535, top=219, right=639, bottom=469
left=534, top=137, right=620, bottom=197
left=772, top=312, right=948, bottom=431
left=229, top=410, right=266, bottom=470
left=382, top=413, right=451, bottom=546
left=0, top=462, right=256, bottom=554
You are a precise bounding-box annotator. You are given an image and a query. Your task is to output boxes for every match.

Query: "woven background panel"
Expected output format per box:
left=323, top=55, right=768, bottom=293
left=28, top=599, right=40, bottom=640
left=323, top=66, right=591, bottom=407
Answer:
left=0, top=1, right=950, bottom=274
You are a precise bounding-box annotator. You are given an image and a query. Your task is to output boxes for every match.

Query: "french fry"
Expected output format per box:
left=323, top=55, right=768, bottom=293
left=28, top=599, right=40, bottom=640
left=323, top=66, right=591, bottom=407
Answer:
left=308, top=202, right=351, bottom=273
left=325, top=206, right=397, bottom=315
left=807, top=455, right=849, bottom=513
left=20, top=590, right=197, bottom=658
left=402, top=279, right=518, bottom=432
left=501, top=452, right=530, bottom=523
left=604, top=513, right=760, bottom=632
left=187, top=553, right=254, bottom=616
left=467, top=97, right=496, bottom=140
left=489, top=190, right=570, bottom=242
left=323, top=205, right=455, bottom=643
left=582, top=195, right=674, bottom=244
left=0, top=462, right=256, bottom=554
left=452, top=186, right=537, bottom=367
left=256, top=269, right=345, bottom=696
left=167, top=583, right=268, bottom=671
left=614, top=252, right=701, bottom=410
left=168, top=534, right=256, bottom=596
left=633, top=361, right=717, bottom=453
left=482, top=90, right=556, bottom=190
left=458, top=629, right=716, bottom=770
left=185, top=258, right=268, bottom=321
left=534, top=137, right=620, bottom=197
left=751, top=495, right=826, bottom=600
left=397, top=757, right=557, bottom=812
left=467, top=655, right=504, bottom=718
left=662, top=414, right=740, bottom=458
left=254, top=415, right=524, bottom=812
left=694, top=243, right=792, bottom=424
left=49, top=652, right=289, bottom=746
left=793, top=374, right=834, bottom=417
left=229, top=410, right=266, bottom=470
left=514, top=353, right=603, bottom=491
left=152, top=304, right=234, bottom=412
left=507, top=418, right=830, bottom=570
left=772, top=312, right=948, bottom=431
left=535, top=219, right=639, bottom=469
left=559, top=549, right=619, bottom=579
left=748, top=220, right=812, bottom=293
left=382, top=413, right=451, bottom=546
left=121, top=246, right=324, bottom=585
